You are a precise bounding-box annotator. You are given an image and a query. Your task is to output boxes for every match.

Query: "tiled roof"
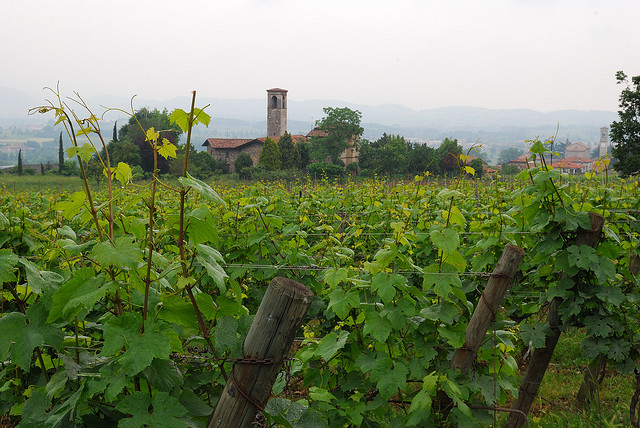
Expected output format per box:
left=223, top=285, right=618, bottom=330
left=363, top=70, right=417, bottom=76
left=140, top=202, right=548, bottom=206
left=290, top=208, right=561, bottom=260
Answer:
left=306, top=127, right=326, bottom=138
left=203, top=134, right=309, bottom=149
left=266, top=88, right=288, bottom=92
left=202, top=138, right=259, bottom=149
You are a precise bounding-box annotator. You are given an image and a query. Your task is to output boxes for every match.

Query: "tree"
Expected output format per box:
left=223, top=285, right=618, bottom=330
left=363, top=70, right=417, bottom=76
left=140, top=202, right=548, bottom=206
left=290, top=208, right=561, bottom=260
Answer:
left=437, top=138, right=463, bottom=175
left=112, top=121, right=118, bottom=143
left=611, top=71, right=640, bottom=177
left=17, top=149, right=23, bottom=176
left=312, top=107, right=363, bottom=164
left=498, top=146, right=524, bottom=165
left=408, top=143, right=439, bottom=175
left=278, top=132, right=300, bottom=169
left=234, top=152, right=253, bottom=174
left=258, top=137, right=281, bottom=171
left=358, top=134, right=409, bottom=175
left=117, top=108, right=182, bottom=174
left=58, top=132, right=64, bottom=175
left=469, top=158, right=484, bottom=178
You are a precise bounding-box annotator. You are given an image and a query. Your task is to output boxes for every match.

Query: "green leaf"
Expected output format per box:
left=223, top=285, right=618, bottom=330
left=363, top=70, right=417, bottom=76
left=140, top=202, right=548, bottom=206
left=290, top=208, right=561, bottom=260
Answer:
left=114, top=162, right=133, bottom=185
left=213, top=315, right=240, bottom=355
left=157, top=295, right=196, bottom=328
left=519, top=322, right=552, bottom=348
left=55, top=191, right=87, bottom=220
left=178, top=173, right=226, bottom=206
left=20, top=258, right=64, bottom=295
left=363, top=310, right=392, bottom=342
left=308, top=386, right=336, bottom=403
left=92, top=236, right=142, bottom=270
left=158, top=139, right=177, bottom=159
left=66, top=143, right=94, bottom=162
left=142, top=358, right=184, bottom=391
left=377, top=362, right=408, bottom=400
left=116, top=391, right=188, bottom=428
left=315, top=330, right=349, bottom=362
left=169, top=109, right=190, bottom=132
left=195, top=244, right=228, bottom=292
left=0, top=249, right=18, bottom=284
left=430, top=228, right=459, bottom=254
left=48, top=268, right=108, bottom=322
left=371, top=272, right=405, bottom=304
left=420, top=302, right=459, bottom=324
left=323, top=267, right=348, bottom=289
left=101, top=314, right=173, bottom=376
left=327, top=287, right=360, bottom=320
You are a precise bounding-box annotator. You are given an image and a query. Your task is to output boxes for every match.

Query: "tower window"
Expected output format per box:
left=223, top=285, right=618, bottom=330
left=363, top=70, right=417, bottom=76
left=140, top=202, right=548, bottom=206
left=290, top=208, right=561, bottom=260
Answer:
left=271, top=95, right=278, bottom=109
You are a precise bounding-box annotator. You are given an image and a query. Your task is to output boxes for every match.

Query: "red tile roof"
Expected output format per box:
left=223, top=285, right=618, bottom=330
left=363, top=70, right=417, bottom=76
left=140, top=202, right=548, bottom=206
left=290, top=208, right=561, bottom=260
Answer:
left=202, top=138, right=258, bottom=149
left=266, top=88, right=288, bottom=92
left=203, top=134, right=309, bottom=149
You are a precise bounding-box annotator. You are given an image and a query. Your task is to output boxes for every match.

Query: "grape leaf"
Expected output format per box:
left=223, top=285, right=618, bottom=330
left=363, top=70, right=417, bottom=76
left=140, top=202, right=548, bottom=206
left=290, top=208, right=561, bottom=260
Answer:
left=92, top=236, right=142, bottom=270
left=116, top=391, right=188, bottom=428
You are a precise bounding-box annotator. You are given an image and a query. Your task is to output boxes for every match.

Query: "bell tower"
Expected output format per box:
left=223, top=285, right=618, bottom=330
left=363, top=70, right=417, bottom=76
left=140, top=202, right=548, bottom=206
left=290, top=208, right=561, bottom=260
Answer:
left=267, top=88, right=287, bottom=138
left=599, top=126, right=609, bottom=158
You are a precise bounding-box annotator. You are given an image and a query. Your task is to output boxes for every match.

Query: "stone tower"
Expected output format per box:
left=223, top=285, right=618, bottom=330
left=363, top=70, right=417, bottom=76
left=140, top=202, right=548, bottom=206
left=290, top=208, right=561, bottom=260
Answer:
left=267, top=88, right=287, bottom=138
left=599, top=126, right=609, bottom=158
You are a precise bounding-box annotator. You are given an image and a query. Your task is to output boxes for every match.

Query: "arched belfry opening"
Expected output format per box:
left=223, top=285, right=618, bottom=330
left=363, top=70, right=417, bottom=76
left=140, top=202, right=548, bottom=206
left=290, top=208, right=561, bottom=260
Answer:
left=267, top=88, right=287, bottom=138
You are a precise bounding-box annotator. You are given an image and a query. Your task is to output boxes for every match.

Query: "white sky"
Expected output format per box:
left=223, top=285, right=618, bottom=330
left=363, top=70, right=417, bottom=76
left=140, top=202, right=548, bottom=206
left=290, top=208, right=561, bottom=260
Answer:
left=2, top=0, right=639, bottom=112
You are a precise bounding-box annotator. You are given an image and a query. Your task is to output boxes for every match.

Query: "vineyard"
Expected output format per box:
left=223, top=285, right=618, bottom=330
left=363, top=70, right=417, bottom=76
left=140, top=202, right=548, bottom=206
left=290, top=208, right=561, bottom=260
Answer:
left=1, top=94, right=640, bottom=428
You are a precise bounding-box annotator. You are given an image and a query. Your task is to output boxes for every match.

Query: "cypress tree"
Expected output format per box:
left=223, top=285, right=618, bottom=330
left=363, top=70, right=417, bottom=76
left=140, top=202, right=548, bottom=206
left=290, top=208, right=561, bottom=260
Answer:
left=17, top=149, right=23, bottom=176
left=112, top=121, right=118, bottom=142
left=278, top=132, right=300, bottom=170
left=258, top=137, right=281, bottom=171
left=58, top=132, right=64, bottom=175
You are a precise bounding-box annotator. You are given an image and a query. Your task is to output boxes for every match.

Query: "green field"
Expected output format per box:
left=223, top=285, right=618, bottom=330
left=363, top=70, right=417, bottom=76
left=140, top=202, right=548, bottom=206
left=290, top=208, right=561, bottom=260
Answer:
left=0, top=162, right=639, bottom=427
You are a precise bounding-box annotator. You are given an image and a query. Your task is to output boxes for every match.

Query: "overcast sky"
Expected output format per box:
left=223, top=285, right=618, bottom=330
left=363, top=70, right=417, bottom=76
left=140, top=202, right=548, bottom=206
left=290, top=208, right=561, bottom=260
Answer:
left=2, top=0, right=639, bottom=112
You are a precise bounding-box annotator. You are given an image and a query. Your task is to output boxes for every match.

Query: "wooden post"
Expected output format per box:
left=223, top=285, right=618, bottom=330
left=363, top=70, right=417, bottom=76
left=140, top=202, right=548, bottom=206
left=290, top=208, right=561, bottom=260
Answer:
left=505, top=212, right=604, bottom=428
left=451, top=244, right=525, bottom=373
left=208, top=277, right=314, bottom=428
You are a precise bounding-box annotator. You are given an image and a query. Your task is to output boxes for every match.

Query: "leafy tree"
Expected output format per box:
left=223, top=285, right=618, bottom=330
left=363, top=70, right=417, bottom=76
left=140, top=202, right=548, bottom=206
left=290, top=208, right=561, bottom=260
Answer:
left=611, top=71, right=640, bottom=176
left=307, top=162, right=344, bottom=179
left=296, top=141, right=311, bottom=170
left=501, top=163, right=520, bottom=175
left=407, top=143, right=439, bottom=175
left=359, top=134, right=409, bottom=175
left=437, top=138, right=463, bottom=175
left=234, top=152, right=253, bottom=174
left=258, top=137, right=281, bottom=171
left=312, top=107, right=363, bottom=164
left=106, top=140, right=142, bottom=167
left=117, top=108, right=182, bottom=174
left=498, top=146, right=524, bottom=165
left=17, top=149, right=23, bottom=176
left=469, top=158, right=484, bottom=178
left=278, top=132, right=300, bottom=169
left=58, top=132, right=64, bottom=175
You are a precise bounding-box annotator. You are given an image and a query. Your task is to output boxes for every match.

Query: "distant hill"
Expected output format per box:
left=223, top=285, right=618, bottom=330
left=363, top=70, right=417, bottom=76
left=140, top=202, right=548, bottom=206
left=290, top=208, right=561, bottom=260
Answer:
left=0, top=87, right=618, bottom=143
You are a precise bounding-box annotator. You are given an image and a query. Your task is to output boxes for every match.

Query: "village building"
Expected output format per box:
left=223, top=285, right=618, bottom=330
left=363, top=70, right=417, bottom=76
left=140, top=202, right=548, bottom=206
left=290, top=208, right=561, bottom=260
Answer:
left=564, top=142, right=591, bottom=159
left=203, top=88, right=359, bottom=172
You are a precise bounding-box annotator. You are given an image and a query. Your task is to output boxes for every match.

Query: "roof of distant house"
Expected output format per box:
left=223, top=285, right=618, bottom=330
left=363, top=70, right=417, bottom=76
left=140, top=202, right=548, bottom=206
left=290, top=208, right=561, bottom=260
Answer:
left=202, top=138, right=258, bottom=149
left=203, top=134, right=308, bottom=149
left=266, top=88, right=288, bottom=92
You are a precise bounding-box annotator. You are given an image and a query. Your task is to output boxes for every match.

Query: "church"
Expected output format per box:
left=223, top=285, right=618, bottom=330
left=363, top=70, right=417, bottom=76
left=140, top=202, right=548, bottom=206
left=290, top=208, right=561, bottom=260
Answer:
left=202, top=88, right=358, bottom=172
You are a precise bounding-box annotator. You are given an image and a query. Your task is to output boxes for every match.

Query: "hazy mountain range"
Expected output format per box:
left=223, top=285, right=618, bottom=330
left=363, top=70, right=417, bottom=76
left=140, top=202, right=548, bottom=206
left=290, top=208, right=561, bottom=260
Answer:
left=0, top=87, right=618, bottom=144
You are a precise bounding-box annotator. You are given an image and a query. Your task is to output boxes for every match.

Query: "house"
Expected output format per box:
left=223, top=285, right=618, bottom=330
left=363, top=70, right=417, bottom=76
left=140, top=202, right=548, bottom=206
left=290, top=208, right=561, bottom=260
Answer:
left=305, top=127, right=359, bottom=167
left=564, top=142, right=592, bottom=159
left=203, top=88, right=359, bottom=172
left=203, top=134, right=307, bottom=173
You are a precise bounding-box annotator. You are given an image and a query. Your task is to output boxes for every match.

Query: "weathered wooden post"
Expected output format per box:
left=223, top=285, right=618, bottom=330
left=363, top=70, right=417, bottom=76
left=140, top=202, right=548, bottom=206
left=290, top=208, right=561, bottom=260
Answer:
left=208, top=277, right=314, bottom=428
left=451, top=244, right=525, bottom=373
left=505, top=212, right=604, bottom=428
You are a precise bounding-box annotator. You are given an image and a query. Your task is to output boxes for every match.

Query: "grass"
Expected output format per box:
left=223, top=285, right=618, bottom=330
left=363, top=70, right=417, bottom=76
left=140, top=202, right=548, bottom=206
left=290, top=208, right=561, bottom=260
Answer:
left=497, top=328, right=635, bottom=427
left=0, top=174, right=85, bottom=193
